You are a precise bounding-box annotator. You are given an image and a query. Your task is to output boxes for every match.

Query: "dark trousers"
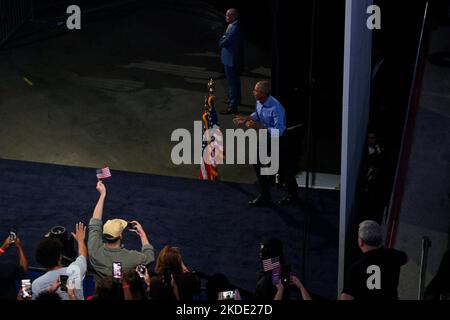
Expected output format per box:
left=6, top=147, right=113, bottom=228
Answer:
left=253, top=134, right=298, bottom=199
left=224, top=65, right=241, bottom=108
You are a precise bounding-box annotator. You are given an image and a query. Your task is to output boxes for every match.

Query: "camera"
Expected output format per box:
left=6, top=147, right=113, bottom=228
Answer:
left=21, top=279, right=32, bottom=299
left=44, top=226, right=76, bottom=263
left=218, top=290, right=236, bottom=300
left=113, top=262, right=122, bottom=280
left=60, top=275, right=69, bottom=292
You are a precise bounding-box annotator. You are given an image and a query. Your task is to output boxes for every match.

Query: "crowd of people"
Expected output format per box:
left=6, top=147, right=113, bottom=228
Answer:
left=1, top=180, right=433, bottom=301
left=0, top=181, right=310, bottom=301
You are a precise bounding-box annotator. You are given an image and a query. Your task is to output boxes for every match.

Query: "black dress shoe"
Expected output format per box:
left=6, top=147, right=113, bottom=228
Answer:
left=249, top=195, right=274, bottom=207
left=220, top=107, right=238, bottom=115
left=277, top=195, right=300, bottom=206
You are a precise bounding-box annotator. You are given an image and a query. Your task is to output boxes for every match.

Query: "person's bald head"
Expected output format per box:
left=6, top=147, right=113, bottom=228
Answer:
left=225, top=8, right=238, bottom=24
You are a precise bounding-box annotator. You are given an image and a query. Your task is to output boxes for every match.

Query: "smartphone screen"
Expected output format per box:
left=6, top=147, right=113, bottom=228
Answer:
left=21, top=279, right=32, bottom=298
left=136, top=264, right=146, bottom=278
left=60, top=275, right=69, bottom=292
left=113, top=262, right=122, bottom=279
left=9, top=231, right=17, bottom=243
left=218, top=290, right=235, bottom=300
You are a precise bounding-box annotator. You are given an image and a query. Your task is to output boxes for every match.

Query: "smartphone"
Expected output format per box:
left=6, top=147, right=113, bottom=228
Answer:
left=9, top=229, right=17, bottom=243
left=218, top=290, right=236, bottom=300
left=60, top=275, right=69, bottom=292
left=21, top=279, right=32, bottom=298
left=113, top=262, right=122, bottom=279
left=281, top=265, right=291, bottom=287
left=136, top=264, right=146, bottom=278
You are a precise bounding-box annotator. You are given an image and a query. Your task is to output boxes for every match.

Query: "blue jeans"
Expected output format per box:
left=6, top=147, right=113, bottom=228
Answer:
left=224, top=65, right=241, bottom=108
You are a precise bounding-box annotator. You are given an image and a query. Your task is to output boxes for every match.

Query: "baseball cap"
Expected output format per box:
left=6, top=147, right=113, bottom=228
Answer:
left=103, top=219, right=128, bottom=240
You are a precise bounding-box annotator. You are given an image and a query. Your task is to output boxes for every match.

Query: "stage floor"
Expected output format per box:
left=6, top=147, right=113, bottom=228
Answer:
left=0, top=158, right=339, bottom=299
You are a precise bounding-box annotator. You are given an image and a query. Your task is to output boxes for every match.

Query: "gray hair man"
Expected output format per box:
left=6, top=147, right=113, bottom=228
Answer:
left=233, top=81, right=300, bottom=207
left=340, top=220, right=408, bottom=300
left=358, top=220, right=383, bottom=250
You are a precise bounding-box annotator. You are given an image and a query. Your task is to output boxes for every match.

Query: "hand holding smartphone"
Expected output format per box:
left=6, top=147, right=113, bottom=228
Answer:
left=136, top=264, right=146, bottom=278
left=60, top=275, right=69, bottom=292
left=281, top=265, right=291, bottom=287
left=9, top=229, right=17, bottom=243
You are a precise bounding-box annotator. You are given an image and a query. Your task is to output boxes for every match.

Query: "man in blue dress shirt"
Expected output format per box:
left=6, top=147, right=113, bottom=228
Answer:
left=218, top=8, right=243, bottom=115
left=233, top=81, right=300, bottom=207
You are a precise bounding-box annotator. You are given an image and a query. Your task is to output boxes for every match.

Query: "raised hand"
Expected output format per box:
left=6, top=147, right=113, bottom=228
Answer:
left=129, top=221, right=145, bottom=236
left=1, top=237, right=13, bottom=251
left=71, top=222, right=86, bottom=243
left=96, top=181, right=106, bottom=197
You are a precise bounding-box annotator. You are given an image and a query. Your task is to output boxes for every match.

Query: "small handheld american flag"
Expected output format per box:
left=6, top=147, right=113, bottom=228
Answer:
left=96, top=167, right=112, bottom=180
left=262, top=256, right=281, bottom=272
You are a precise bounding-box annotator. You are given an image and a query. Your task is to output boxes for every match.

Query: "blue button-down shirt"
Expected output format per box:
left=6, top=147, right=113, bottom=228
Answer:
left=250, top=96, right=287, bottom=137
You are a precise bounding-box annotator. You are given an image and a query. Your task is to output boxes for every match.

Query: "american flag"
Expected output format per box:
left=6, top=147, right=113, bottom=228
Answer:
left=200, top=101, right=223, bottom=181
left=96, top=167, right=112, bottom=180
left=262, top=256, right=281, bottom=272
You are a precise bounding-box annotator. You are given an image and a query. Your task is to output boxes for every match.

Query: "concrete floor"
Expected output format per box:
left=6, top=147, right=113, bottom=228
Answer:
left=0, top=2, right=272, bottom=184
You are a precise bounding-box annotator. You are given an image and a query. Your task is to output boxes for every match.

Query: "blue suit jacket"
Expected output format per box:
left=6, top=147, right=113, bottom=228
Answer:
left=218, top=22, right=243, bottom=68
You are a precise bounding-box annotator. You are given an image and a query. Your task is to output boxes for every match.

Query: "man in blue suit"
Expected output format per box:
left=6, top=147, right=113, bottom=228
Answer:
left=219, top=8, right=243, bottom=115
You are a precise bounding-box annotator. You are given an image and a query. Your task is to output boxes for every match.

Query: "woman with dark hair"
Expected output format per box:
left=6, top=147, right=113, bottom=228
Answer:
left=149, top=246, right=200, bottom=300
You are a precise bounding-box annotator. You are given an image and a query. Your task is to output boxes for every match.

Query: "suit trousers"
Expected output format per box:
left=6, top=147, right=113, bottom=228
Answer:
left=224, top=65, right=241, bottom=108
